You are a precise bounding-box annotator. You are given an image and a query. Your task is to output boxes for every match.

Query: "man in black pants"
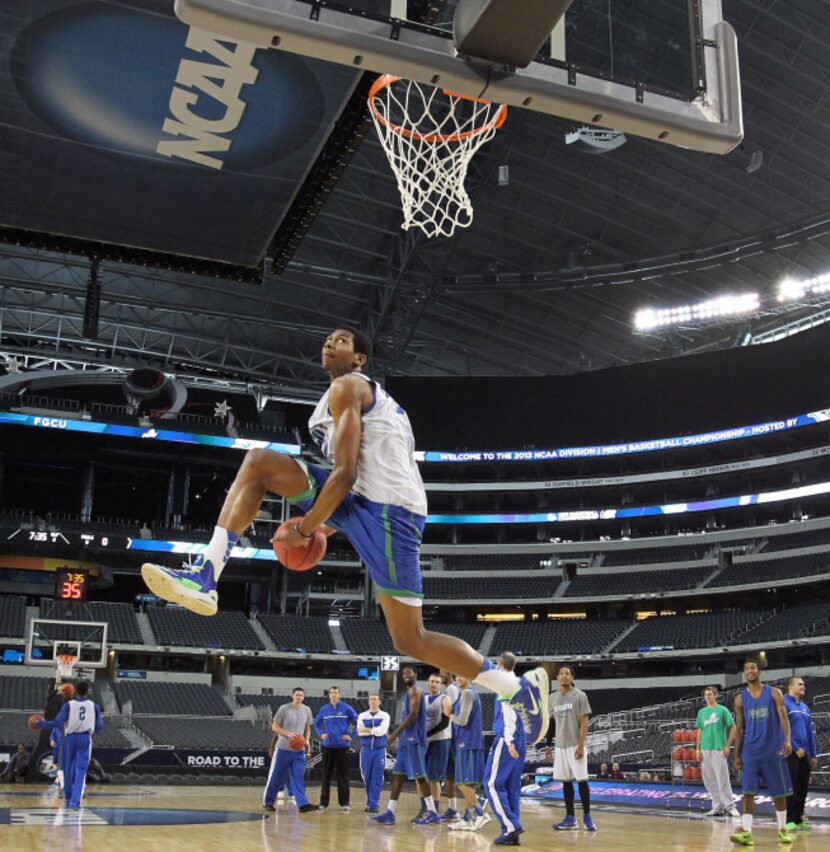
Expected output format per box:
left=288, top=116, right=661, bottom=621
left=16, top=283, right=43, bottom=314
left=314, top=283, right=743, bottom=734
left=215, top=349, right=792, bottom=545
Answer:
left=784, top=676, right=818, bottom=832
left=314, top=686, right=358, bottom=813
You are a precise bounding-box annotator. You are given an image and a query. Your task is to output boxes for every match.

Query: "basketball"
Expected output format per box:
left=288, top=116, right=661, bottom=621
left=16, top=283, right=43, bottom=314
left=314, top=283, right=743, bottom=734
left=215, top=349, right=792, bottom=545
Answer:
left=59, top=682, right=75, bottom=699
left=288, top=733, right=306, bottom=751
left=273, top=517, right=327, bottom=572
left=27, top=714, right=44, bottom=733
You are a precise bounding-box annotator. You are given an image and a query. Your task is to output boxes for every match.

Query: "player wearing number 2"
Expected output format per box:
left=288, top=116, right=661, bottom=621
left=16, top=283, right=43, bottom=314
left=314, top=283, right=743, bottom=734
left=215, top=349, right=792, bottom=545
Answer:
left=36, top=680, right=102, bottom=810
left=141, top=328, right=549, bottom=743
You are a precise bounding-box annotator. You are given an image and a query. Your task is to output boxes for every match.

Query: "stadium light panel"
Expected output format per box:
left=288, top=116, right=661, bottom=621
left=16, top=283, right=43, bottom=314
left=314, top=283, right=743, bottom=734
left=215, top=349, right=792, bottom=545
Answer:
left=634, top=293, right=760, bottom=331
left=777, top=270, right=830, bottom=302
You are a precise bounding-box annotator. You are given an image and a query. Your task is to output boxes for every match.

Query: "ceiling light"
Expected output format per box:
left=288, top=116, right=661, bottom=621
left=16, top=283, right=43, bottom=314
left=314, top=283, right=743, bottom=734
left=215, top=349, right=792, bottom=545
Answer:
left=634, top=292, right=760, bottom=331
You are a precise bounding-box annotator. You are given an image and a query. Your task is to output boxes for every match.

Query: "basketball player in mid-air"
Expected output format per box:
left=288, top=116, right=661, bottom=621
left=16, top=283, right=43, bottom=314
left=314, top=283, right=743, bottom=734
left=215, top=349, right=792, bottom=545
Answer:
left=142, top=327, right=549, bottom=742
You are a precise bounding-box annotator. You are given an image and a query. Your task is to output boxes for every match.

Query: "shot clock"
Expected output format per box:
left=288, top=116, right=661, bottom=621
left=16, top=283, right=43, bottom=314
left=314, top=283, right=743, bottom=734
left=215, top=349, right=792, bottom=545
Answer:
left=55, top=568, right=89, bottom=602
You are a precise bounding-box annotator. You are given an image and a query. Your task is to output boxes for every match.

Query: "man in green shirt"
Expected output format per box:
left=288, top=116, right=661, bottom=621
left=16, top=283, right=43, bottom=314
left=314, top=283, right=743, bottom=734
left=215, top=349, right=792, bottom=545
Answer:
left=695, top=686, right=738, bottom=817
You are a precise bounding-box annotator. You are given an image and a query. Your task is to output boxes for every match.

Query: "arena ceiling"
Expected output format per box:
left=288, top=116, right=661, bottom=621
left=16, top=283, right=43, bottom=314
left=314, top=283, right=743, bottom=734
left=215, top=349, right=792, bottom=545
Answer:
left=0, top=0, right=828, bottom=399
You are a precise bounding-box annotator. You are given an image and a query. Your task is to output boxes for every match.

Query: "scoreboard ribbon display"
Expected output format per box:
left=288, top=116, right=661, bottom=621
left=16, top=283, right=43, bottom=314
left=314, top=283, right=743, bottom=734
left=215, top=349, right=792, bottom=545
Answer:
left=0, top=411, right=301, bottom=455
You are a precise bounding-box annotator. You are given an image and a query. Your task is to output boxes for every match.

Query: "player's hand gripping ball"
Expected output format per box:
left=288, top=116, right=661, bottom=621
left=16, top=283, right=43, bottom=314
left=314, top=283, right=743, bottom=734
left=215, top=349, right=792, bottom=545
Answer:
left=273, top=516, right=326, bottom=571
left=289, top=733, right=307, bottom=751
left=27, top=714, right=44, bottom=733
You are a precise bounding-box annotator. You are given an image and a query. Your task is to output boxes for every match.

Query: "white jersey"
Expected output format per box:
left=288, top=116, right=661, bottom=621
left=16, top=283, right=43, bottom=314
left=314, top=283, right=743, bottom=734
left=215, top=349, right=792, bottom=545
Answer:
left=308, top=372, right=427, bottom=516
left=426, top=693, right=451, bottom=743
left=64, top=698, right=98, bottom=735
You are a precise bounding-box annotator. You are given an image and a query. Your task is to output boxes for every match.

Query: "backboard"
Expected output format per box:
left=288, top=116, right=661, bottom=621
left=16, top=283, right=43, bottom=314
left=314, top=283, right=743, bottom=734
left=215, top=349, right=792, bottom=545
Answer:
left=26, top=618, right=108, bottom=681
left=174, top=0, right=741, bottom=153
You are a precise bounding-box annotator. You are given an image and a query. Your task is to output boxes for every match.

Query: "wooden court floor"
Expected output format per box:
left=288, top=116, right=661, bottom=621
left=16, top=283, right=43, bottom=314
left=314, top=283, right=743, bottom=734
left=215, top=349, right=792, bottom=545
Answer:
left=1, top=783, right=827, bottom=850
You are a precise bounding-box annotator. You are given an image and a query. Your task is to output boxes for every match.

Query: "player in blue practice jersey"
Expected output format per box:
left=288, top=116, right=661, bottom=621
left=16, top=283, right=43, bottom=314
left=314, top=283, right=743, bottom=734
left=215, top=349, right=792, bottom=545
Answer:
left=141, top=328, right=549, bottom=746
left=372, top=667, right=440, bottom=826
left=445, top=676, right=490, bottom=833
left=730, top=658, right=793, bottom=846
left=36, top=680, right=103, bottom=810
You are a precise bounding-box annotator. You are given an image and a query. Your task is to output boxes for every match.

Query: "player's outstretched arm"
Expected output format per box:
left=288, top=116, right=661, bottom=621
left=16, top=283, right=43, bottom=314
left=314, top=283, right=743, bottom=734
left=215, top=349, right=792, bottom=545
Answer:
left=772, top=688, right=792, bottom=755
left=733, top=694, right=744, bottom=769
left=35, top=702, right=69, bottom=731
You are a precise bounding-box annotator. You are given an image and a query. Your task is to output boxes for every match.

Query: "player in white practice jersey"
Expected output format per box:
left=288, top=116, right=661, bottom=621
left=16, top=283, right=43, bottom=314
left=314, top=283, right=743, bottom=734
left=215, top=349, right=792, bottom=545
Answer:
left=141, top=327, right=549, bottom=743
left=36, top=680, right=103, bottom=810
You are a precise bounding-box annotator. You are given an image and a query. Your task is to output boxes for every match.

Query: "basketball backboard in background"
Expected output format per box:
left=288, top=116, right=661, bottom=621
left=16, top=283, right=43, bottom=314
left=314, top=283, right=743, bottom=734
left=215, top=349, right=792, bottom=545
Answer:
left=25, top=618, right=108, bottom=677
left=174, top=0, right=742, bottom=154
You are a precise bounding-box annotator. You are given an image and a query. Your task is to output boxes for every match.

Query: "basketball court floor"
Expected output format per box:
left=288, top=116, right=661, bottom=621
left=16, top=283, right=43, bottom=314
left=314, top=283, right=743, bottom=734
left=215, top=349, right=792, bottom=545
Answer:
left=2, top=783, right=827, bottom=850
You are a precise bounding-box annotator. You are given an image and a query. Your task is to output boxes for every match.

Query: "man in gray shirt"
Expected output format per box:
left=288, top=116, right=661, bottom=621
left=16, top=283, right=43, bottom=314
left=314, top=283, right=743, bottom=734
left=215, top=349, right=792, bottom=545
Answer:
left=263, top=686, right=316, bottom=813
left=544, top=665, right=596, bottom=832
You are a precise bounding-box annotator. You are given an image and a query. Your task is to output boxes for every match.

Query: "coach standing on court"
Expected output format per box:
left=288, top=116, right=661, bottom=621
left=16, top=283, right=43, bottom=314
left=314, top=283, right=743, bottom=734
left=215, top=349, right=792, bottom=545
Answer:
left=356, top=692, right=390, bottom=814
left=784, top=676, right=817, bottom=832
left=315, top=685, right=358, bottom=813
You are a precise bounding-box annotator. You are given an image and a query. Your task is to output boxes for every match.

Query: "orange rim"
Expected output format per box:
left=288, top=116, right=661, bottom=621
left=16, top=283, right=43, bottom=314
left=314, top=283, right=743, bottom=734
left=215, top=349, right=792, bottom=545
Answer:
left=368, top=74, right=507, bottom=144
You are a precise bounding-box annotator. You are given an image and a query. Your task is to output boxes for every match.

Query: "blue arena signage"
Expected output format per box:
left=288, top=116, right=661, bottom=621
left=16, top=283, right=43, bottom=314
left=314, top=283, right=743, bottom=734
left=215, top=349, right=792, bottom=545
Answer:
left=0, top=411, right=301, bottom=456
left=415, top=408, right=830, bottom=463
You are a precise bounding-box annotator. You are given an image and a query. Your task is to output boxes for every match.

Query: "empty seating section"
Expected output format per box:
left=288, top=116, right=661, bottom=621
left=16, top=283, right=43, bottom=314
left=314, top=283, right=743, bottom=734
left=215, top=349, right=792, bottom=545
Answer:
left=132, top=717, right=269, bottom=749
left=92, top=724, right=133, bottom=747
left=438, top=554, right=547, bottom=571
left=147, top=607, right=264, bottom=650
left=115, top=681, right=231, bottom=715
left=599, top=545, right=710, bottom=566
left=0, top=675, right=53, bottom=710
left=424, top=575, right=559, bottom=599
left=340, top=619, right=396, bottom=655
left=422, top=621, right=488, bottom=649
left=490, top=620, right=628, bottom=656
left=733, top=601, right=830, bottom=644
left=617, top=611, right=765, bottom=652
left=257, top=614, right=334, bottom=653
left=761, top=526, right=830, bottom=552
left=564, top=567, right=710, bottom=597
left=39, top=600, right=143, bottom=644
left=0, top=595, right=26, bottom=637
left=588, top=687, right=693, bottom=717
left=236, top=693, right=395, bottom=717
left=592, top=731, right=673, bottom=764
left=0, top=713, right=36, bottom=745
left=709, top=552, right=830, bottom=587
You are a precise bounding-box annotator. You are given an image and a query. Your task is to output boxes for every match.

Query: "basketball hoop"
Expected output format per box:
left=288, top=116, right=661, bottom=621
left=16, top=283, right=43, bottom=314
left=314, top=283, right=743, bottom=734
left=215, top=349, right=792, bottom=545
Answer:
left=368, top=74, right=507, bottom=238
left=56, top=654, right=78, bottom=682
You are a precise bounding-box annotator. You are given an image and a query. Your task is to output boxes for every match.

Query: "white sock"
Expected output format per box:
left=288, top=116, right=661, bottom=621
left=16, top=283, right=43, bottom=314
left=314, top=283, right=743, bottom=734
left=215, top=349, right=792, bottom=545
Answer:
left=205, top=526, right=238, bottom=581
left=742, top=813, right=753, bottom=833
left=387, top=799, right=398, bottom=814
left=473, top=658, right=520, bottom=697
left=425, top=796, right=437, bottom=814
left=776, top=810, right=787, bottom=830
left=449, top=797, right=458, bottom=810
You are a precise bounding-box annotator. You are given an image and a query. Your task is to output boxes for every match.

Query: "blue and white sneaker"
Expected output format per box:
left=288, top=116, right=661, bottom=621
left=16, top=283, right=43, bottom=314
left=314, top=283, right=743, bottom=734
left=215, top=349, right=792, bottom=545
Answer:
left=554, top=814, right=578, bottom=830
left=509, top=666, right=550, bottom=745
left=370, top=809, right=396, bottom=825
left=440, top=808, right=459, bottom=822
left=412, top=811, right=441, bottom=826
left=584, top=814, right=597, bottom=832
left=141, top=556, right=218, bottom=616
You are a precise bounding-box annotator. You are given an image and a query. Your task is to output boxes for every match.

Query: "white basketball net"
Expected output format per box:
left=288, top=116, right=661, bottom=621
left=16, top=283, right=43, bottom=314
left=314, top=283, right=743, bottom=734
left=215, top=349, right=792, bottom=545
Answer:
left=369, top=75, right=507, bottom=239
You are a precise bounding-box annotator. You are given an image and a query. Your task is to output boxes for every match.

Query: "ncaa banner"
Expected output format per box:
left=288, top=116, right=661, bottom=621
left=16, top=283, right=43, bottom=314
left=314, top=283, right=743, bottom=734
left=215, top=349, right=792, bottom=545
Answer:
left=0, top=0, right=360, bottom=267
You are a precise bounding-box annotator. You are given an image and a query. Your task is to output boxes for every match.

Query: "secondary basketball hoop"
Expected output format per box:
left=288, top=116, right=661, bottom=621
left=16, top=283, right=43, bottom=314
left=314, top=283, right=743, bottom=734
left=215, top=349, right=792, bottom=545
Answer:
left=368, top=74, right=507, bottom=238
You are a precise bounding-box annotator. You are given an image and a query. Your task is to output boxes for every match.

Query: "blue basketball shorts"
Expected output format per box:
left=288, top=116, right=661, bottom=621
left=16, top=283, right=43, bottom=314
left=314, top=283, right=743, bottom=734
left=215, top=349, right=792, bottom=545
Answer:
left=740, top=751, right=793, bottom=798
left=455, top=747, right=485, bottom=786
left=289, top=462, right=426, bottom=604
left=393, top=744, right=427, bottom=780
left=425, top=739, right=451, bottom=782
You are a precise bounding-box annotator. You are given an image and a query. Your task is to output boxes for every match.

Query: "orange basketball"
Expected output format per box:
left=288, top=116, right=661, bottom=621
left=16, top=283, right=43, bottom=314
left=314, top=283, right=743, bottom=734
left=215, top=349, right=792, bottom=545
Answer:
left=672, top=729, right=683, bottom=742
left=59, top=683, right=75, bottom=700
left=27, top=714, right=44, bottom=733
left=273, top=517, right=327, bottom=571
left=673, top=748, right=684, bottom=761
left=288, top=733, right=306, bottom=751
